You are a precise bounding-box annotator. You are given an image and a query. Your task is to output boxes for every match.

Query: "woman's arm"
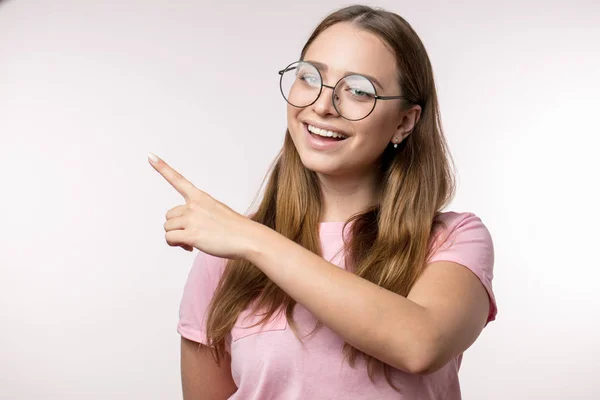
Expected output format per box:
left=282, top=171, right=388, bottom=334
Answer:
left=147, top=155, right=491, bottom=375
left=244, top=223, right=490, bottom=375
left=181, top=337, right=237, bottom=400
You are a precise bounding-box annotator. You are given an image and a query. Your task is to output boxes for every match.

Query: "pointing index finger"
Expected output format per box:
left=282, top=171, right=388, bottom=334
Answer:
left=148, top=152, right=197, bottom=201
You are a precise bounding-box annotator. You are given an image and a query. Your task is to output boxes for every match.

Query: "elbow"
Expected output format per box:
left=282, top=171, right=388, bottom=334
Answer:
left=406, top=354, right=446, bottom=376
left=395, top=333, right=448, bottom=376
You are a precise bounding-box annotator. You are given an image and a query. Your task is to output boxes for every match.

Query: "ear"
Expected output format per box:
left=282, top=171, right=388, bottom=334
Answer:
left=395, top=105, right=422, bottom=141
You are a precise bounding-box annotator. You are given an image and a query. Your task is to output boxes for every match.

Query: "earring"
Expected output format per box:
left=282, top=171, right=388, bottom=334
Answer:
left=393, top=138, right=399, bottom=148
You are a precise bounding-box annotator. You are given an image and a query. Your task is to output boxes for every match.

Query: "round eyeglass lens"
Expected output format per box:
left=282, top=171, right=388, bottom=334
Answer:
left=332, top=74, right=377, bottom=121
left=280, top=61, right=322, bottom=108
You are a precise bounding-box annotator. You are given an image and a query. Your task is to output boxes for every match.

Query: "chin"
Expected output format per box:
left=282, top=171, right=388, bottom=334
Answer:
left=296, top=151, right=345, bottom=176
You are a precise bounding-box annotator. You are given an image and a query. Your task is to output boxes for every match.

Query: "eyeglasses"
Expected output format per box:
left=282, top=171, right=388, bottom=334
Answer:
left=278, top=60, right=408, bottom=121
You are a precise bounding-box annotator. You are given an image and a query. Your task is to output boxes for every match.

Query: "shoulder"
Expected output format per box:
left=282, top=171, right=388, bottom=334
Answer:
left=189, top=251, right=228, bottom=287
left=428, top=210, right=497, bottom=323
left=431, top=211, right=493, bottom=253
left=433, top=210, right=490, bottom=232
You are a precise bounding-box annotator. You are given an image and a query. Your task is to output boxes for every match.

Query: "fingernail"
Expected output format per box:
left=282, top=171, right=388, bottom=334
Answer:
left=148, top=152, right=159, bottom=163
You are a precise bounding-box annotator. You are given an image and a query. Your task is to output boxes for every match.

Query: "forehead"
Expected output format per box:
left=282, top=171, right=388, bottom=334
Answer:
left=303, top=22, right=398, bottom=88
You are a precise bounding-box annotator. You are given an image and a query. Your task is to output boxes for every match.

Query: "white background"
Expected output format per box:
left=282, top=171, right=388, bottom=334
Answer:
left=1, top=0, right=599, bottom=398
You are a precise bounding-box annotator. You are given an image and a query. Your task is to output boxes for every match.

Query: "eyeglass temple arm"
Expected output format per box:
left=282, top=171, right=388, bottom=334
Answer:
left=375, top=94, right=407, bottom=100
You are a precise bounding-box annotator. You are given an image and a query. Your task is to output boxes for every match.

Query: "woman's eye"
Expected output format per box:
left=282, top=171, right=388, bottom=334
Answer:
left=300, top=74, right=319, bottom=84
left=349, top=87, right=373, bottom=97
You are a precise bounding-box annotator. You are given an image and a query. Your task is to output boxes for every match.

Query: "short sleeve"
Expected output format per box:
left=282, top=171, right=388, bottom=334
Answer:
left=177, top=251, right=227, bottom=344
left=427, top=212, right=497, bottom=324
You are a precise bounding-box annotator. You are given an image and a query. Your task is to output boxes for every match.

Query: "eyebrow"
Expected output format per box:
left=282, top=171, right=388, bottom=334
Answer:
left=305, top=60, right=385, bottom=90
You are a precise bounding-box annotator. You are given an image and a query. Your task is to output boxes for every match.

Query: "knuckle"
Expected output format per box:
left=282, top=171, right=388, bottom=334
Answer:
left=165, top=232, right=179, bottom=246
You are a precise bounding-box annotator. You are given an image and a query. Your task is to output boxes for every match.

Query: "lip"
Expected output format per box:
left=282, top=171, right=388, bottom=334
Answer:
left=302, top=122, right=350, bottom=151
left=303, top=120, right=350, bottom=137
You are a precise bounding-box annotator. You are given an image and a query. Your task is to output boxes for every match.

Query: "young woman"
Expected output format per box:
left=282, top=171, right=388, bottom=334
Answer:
left=148, top=4, right=497, bottom=399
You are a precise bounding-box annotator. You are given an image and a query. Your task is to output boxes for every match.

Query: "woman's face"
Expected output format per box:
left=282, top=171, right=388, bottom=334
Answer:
left=287, top=22, right=415, bottom=178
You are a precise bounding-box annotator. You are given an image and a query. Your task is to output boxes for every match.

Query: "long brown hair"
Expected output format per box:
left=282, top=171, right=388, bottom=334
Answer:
left=206, top=4, right=455, bottom=388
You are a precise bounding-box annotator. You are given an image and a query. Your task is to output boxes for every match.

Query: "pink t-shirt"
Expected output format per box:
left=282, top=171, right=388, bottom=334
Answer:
left=178, top=211, right=497, bottom=399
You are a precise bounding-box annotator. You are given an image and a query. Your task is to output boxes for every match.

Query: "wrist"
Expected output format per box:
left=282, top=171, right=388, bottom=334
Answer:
left=240, top=219, right=270, bottom=263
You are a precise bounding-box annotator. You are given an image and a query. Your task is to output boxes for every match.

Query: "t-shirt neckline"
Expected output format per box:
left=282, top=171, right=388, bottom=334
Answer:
left=318, top=221, right=351, bottom=235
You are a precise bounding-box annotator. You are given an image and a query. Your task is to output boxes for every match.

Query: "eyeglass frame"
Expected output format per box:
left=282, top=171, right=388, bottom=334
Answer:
left=278, top=60, right=410, bottom=121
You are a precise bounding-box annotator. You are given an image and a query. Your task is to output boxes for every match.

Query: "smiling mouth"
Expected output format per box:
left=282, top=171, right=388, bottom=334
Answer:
left=304, top=123, right=348, bottom=141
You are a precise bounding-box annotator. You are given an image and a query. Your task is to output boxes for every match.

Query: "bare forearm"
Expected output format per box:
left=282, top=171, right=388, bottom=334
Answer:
left=244, top=222, right=438, bottom=374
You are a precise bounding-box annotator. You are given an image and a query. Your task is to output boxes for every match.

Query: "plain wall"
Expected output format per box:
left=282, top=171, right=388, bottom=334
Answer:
left=1, top=0, right=599, bottom=398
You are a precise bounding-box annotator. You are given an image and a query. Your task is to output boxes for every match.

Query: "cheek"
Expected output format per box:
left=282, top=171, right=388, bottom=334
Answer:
left=355, top=116, right=395, bottom=145
left=286, top=105, right=302, bottom=133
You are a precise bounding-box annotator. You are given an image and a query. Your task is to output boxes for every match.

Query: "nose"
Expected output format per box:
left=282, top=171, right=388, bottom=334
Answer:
left=311, top=84, right=340, bottom=118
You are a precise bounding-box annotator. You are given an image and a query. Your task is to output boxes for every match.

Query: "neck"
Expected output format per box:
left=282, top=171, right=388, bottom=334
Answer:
left=316, top=168, right=381, bottom=223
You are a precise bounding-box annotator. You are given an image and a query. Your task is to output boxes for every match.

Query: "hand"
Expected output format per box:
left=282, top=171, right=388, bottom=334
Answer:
left=148, top=152, right=254, bottom=259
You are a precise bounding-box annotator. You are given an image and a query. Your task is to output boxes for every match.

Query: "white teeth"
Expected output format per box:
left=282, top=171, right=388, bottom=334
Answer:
left=307, top=124, right=347, bottom=139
